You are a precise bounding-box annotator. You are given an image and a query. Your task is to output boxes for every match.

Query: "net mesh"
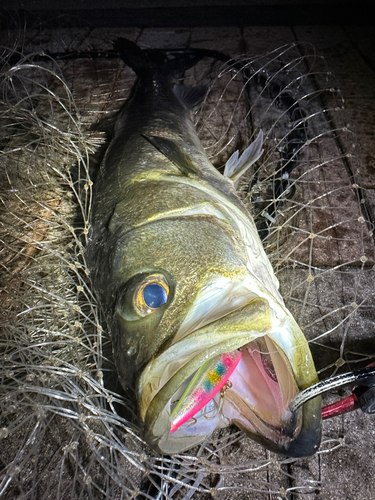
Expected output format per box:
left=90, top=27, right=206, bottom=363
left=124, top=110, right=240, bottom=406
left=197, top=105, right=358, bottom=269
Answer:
left=1, top=19, right=374, bottom=500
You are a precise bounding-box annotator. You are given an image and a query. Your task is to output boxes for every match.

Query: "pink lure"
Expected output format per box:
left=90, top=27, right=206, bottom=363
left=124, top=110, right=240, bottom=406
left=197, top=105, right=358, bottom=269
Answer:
left=170, top=349, right=242, bottom=433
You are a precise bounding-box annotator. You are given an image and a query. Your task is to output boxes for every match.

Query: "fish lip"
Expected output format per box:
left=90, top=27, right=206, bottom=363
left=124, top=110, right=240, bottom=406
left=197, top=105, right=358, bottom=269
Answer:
left=222, top=343, right=322, bottom=457
left=225, top=336, right=322, bottom=456
left=138, top=297, right=272, bottom=422
left=219, top=336, right=310, bottom=449
left=283, top=398, right=322, bottom=457
left=232, top=397, right=322, bottom=457
left=138, top=293, right=321, bottom=456
left=141, top=332, right=321, bottom=456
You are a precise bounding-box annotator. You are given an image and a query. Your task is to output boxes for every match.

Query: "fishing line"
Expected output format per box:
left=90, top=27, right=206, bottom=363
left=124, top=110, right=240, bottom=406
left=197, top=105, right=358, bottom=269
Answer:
left=1, top=28, right=374, bottom=500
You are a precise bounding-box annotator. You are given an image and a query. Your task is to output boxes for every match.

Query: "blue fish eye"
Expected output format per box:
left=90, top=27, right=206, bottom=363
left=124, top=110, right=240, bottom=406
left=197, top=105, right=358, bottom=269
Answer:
left=143, top=283, right=168, bottom=309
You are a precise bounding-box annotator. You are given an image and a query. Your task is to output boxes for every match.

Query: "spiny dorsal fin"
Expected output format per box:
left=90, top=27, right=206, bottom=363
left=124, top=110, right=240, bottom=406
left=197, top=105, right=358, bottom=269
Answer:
left=173, top=85, right=207, bottom=110
left=143, top=134, right=201, bottom=177
left=224, top=130, right=264, bottom=187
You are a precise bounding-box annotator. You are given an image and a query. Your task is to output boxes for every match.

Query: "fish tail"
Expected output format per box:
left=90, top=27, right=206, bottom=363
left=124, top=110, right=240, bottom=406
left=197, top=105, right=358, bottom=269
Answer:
left=115, top=38, right=165, bottom=78
left=115, top=38, right=211, bottom=80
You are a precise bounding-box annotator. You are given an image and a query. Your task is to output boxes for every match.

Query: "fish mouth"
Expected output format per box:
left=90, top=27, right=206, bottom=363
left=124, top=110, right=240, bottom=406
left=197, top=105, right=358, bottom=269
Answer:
left=139, top=297, right=321, bottom=456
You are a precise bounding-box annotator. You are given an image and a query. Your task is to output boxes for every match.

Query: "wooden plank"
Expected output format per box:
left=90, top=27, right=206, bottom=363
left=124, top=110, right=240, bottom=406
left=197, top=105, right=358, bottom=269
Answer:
left=2, top=23, right=375, bottom=500
left=293, top=26, right=375, bottom=190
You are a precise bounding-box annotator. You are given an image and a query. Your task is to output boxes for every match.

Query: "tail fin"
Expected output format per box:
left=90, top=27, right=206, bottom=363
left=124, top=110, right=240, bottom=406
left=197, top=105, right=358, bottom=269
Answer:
left=115, top=38, right=216, bottom=79
left=114, top=38, right=165, bottom=78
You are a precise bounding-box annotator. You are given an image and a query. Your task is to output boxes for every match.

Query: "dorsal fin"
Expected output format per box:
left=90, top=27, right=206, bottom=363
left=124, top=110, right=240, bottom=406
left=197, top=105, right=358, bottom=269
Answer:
left=224, top=130, right=264, bottom=187
left=143, top=134, right=201, bottom=177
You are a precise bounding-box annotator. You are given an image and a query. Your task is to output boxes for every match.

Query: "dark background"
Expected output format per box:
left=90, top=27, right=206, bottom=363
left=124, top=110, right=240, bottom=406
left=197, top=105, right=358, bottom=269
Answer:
left=0, top=0, right=373, bottom=27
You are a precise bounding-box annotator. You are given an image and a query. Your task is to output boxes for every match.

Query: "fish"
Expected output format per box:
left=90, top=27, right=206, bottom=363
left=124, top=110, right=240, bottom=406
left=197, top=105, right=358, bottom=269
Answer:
left=87, top=38, right=322, bottom=457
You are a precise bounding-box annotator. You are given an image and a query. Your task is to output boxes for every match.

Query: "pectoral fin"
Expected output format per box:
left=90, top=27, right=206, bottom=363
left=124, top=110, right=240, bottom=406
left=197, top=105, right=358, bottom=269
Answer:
left=224, top=130, right=264, bottom=187
left=173, top=84, right=207, bottom=110
left=143, top=134, right=201, bottom=177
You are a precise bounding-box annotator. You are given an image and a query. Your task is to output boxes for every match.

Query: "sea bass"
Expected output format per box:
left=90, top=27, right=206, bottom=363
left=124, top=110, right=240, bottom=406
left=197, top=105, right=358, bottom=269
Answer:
left=88, top=38, right=321, bottom=456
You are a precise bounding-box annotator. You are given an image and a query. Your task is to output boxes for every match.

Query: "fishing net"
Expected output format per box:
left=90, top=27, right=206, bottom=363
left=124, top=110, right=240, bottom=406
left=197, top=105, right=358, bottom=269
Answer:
left=1, top=18, right=374, bottom=500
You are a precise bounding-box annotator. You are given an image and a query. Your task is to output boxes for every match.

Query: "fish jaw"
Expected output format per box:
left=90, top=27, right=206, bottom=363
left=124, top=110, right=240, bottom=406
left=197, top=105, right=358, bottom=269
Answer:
left=221, top=333, right=321, bottom=457
left=139, top=292, right=321, bottom=456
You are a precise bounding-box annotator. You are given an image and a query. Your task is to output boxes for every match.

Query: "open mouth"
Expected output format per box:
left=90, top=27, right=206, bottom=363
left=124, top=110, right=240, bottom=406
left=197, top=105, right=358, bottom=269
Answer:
left=139, top=297, right=321, bottom=456
left=168, top=335, right=300, bottom=446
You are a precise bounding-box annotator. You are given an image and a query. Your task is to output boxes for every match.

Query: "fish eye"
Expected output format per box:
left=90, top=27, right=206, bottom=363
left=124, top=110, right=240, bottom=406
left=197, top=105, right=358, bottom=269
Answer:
left=133, top=274, right=169, bottom=316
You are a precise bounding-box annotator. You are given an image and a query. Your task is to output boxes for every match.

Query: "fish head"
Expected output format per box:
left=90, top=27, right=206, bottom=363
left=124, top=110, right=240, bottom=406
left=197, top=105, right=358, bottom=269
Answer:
left=107, top=214, right=321, bottom=457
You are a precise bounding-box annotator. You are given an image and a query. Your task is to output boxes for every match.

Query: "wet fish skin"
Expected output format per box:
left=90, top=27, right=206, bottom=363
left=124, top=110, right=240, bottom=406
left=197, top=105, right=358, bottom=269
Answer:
left=88, top=39, right=252, bottom=385
left=88, top=38, right=321, bottom=456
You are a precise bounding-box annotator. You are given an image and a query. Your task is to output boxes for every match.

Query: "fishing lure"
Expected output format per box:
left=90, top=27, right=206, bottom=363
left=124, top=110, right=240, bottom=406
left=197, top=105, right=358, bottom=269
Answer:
left=170, top=350, right=242, bottom=433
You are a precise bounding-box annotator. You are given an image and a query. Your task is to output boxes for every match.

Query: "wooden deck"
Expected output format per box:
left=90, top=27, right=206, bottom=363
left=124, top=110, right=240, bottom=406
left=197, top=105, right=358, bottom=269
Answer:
left=1, top=18, right=375, bottom=500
